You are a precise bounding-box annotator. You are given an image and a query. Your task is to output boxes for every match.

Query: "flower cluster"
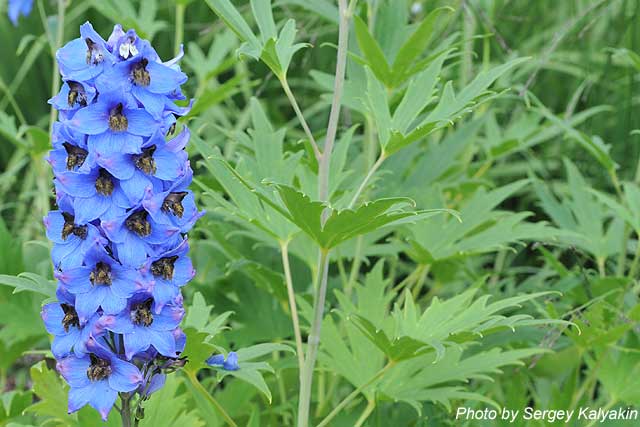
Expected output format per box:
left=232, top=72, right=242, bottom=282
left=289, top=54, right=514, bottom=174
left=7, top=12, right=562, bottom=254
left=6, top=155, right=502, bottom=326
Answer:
left=42, top=22, right=202, bottom=421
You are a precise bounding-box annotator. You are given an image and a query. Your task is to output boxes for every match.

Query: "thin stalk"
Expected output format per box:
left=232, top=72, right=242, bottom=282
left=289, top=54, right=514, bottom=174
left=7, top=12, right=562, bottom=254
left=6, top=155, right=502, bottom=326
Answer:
left=584, top=399, right=616, bottom=427
left=297, top=249, right=330, bottom=427
left=296, top=1, right=354, bottom=426
left=345, top=236, right=363, bottom=296
left=280, top=77, right=321, bottom=160
left=120, top=393, right=132, bottom=427
left=175, top=3, right=185, bottom=56
left=348, top=153, right=386, bottom=209
left=280, top=240, right=305, bottom=371
left=185, top=371, right=238, bottom=427
left=354, top=399, right=376, bottom=427
left=316, top=361, right=394, bottom=427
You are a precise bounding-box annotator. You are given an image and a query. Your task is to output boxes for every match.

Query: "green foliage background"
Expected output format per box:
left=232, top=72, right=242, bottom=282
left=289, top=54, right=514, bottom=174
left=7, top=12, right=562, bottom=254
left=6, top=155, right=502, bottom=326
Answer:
left=0, top=0, right=639, bottom=426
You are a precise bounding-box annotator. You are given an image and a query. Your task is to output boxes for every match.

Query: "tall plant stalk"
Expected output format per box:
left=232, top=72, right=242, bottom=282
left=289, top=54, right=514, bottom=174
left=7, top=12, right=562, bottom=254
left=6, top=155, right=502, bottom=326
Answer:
left=296, top=1, right=354, bottom=425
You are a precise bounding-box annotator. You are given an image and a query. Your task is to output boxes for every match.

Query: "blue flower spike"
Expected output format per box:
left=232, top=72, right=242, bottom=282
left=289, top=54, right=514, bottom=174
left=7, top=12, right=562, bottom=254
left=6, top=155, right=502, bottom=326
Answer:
left=42, top=22, right=202, bottom=421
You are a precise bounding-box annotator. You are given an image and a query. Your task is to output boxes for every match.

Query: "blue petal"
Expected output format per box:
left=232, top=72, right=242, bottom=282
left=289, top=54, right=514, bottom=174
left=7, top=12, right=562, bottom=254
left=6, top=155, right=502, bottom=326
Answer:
left=124, top=328, right=152, bottom=359
left=41, top=303, right=65, bottom=335
left=108, top=358, right=142, bottom=392
left=89, top=131, right=142, bottom=157
left=149, top=305, right=183, bottom=331
left=100, top=290, right=128, bottom=315
left=223, top=352, right=240, bottom=371
left=148, top=329, right=177, bottom=357
left=68, top=384, right=94, bottom=415
left=52, top=330, right=81, bottom=358
left=125, top=109, right=158, bottom=136
left=67, top=103, right=109, bottom=135
left=147, top=60, right=187, bottom=94
left=88, top=379, right=118, bottom=421
left=74, top=287, right=106, bottom=323
left=57, top=355, right=91, bottom=387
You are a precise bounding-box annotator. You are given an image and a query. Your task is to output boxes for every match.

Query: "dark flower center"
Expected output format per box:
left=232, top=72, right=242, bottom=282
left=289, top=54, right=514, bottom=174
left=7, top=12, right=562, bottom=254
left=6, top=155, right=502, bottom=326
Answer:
left=167, top=122, right=176, bottom=136
left=131, top=298, right=154, bottom=327
left=132, top=58, right=151, bottom=86
left=90, top=261, right=112, bottom=286
left=62, top=142, right=88, bottom=170
left=108, top=103, right=128, bottom=132
left=87, top=354, right=111, bottom=381
left=150, top=256, right=179, bottom=280
left=125, top=210, right=151, bottom=237
left=67, top=81, right=87, bottom=107
left=60, top=303, right=80, bottom=332
left=134, top=145, right=156, bottom=175
left=95, top=168, right=114, bottom=196
left=85, top=38, right=104, bottom=65
left=161, top=192, right=188, bottom=218
left=61, top=212, right=87, bottom=240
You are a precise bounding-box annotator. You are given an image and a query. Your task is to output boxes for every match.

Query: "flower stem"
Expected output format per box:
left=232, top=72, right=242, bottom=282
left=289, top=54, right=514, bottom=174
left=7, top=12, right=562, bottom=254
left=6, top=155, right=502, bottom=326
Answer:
left=347, top=153, right=386, bottom=209
left=279, top=240, right=305, bottom=372
left=185, top=371, right=238, bottom=427
left=120, top=393, right=132, bottom=427
left=175, top=2, right=185, bottom=56
left=296, top=2, right=354, bottom=425
left=316, top=361, right=394, bottom=427
left=280, top=77, right=321, bottom=160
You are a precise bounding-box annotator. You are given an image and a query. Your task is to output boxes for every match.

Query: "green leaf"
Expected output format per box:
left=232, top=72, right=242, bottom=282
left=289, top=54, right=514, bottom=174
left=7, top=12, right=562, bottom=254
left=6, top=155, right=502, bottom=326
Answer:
left=186, top=73, right=244, bottom=118
left=351, top=289, right=563, bottom=362
left=0, top=272, right=56, bottom=298
left=251, top=0, right=277, bottom=43
left=390, top=7, right=453, bottom=85
left=235, top=342, right=294, bottom=361
left=205, top=0, right=262, bottom=58
left=391, top=49, right=451, bottom=133
left=365, top=67, right=392, bottom=146
left=383, top=58, right=529, bottom=155
left=268, top=184, right=446, bottom=249
left=182, top=327, right=218, bottom=374
left=354, top=15, right=391, bottom=85
left=26, top=365, right=68, bottom=419
left=139, top=376, right=205, bottom=427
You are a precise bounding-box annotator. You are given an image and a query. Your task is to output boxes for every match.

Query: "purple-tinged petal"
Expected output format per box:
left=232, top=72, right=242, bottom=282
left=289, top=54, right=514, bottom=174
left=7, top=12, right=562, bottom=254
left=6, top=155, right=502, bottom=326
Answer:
left=108, top=358, right=143, bottom=392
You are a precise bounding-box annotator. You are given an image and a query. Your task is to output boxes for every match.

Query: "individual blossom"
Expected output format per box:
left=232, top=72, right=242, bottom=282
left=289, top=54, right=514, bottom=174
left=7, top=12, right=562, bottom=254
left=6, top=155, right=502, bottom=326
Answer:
left=54, top=244, right=146, bottom=322
left=44, top=209, right=106, bottom=269
left=103, top=296, right=184, bottom=359
left=101, top=206, right=181, bottom=267
left=140, top=239, right=195, bottom=312
left=41, top=297, right=106, bottom=358
left=57, top=339, right=142, bottom=420
left=7, top=0, right=32, bottom=26
left=206, top=352, right=240, bottom=371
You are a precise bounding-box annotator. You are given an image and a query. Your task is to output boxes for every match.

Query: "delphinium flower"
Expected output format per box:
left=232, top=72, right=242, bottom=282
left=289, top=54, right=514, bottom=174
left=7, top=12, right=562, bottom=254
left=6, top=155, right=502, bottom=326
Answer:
left=7, top=0, right=33, bottom=26
left=42, top=22, right=202, bottom=423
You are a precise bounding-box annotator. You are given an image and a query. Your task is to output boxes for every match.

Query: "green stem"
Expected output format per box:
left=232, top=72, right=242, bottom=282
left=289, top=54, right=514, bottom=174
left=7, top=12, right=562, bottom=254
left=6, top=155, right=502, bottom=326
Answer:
left=280, top=240, right=305, bottom=372
left=297, top=249, right=330, bottom=427
left=175, top=2, right=185, bottom=56
left=120, top=393, right=132, bottom=427
left=185, top=371, right=238, bottom=427
left=280, top=77, right=321, bottom=160
left=296, top=2, right=354, bottom=426
left=316, top=361, right=394, bottom=427
left=348, top=153, right=386, bottom=209
left=354, top=399, right=376, bottom=427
